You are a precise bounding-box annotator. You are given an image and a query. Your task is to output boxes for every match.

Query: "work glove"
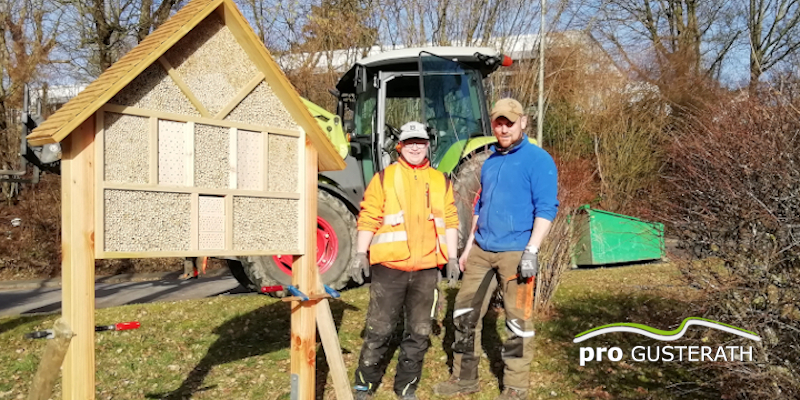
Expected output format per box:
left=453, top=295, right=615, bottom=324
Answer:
left=518, top=250, right=539, bottom=280
left=350, top=252, right=370, bottom=284
left=446, top=257, right=459, bottom=288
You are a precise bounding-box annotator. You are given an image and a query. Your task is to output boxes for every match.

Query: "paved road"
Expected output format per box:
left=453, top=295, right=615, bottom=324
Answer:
left=0, top=273, right=249, bottom=318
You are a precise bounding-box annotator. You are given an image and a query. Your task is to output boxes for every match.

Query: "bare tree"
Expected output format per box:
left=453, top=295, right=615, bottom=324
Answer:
left=588, top=0, right=740, bottom=83
left=58, top=0, right=183, bottom=76
left=0, top=0, right=59, bottom=167
left=747, top=0, right=800, bottom=88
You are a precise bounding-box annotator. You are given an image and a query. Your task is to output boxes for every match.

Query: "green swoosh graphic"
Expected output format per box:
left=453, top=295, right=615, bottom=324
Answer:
left=573, top=317, right=759, bottom=343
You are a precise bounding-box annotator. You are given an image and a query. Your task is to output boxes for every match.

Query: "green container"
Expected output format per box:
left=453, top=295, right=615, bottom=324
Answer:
left=572, top=205, right=665, bottom=266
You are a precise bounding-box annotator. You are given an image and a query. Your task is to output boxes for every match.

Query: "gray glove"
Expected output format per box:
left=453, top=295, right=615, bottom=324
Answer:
left=518, top=250, right=538, bottom=280
left=446, top=258, right=459, bottom=288
left=350, top=252, right=370, bottom=284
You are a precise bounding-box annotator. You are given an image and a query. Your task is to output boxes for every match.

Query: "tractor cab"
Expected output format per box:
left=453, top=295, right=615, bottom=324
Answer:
left=336, top=47, right=510, bottom=181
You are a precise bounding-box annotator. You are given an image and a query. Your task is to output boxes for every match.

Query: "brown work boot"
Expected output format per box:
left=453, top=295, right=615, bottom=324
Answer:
left=432, top=376, right=479, bottom=395
left=495, top=387, right=528, bottom=400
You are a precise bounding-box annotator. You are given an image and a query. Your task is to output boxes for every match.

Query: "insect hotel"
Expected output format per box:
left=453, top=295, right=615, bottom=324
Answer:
left=26, top=0, right=346, bottom=398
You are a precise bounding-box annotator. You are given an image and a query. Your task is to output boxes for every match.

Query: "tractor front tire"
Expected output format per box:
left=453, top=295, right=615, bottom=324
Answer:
left=227, top=190, right=356, bottom=296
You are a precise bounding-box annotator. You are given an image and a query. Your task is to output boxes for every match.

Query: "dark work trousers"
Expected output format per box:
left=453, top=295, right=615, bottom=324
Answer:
left=451, top=245, right=535, bottom=390
left=354, top=264, right=439, bottom=395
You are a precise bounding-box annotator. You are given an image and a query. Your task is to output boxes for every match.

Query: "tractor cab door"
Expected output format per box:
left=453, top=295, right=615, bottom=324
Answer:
left=375, top=70, right=423, bottom=171
left=419, top=52, right=489, bottom=167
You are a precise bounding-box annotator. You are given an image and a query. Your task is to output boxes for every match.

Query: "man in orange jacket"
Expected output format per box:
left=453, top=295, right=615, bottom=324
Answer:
left=350, top=121, right=460, bottom=400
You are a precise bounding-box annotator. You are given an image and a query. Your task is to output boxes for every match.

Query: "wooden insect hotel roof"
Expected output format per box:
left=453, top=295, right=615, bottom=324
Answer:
left=27, top=0, right=345, bottom=172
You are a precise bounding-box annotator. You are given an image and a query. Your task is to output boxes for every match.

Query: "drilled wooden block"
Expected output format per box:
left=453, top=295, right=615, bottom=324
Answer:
left=163, top=13, right=258, bottom=116
left=104, top=190, right=191, bottom=252
left=198, top=195, right=225, bottom=250
left=237, top=129, right=263, bottom=190
left=233, top=197, right=298, bottom=251
left=158, top=120, right=190, bottom=186
left=104, top=113, right=149, bottom=184
left=195, top=124, right=229, bottom=189
left=109, top=63, right=200, bottom=116
left=267, top=135, right=298, bottom=192
left=224, top=81, right=300, bottom=130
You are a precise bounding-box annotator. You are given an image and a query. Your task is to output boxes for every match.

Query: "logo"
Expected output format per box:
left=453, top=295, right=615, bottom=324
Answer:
left=574, top=317, right=760, bottom=366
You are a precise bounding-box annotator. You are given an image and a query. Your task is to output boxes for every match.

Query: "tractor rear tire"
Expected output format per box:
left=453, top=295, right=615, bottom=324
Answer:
left=227, top=190, right=356, bottom=297
left=453, top=152, right=490, bottom=251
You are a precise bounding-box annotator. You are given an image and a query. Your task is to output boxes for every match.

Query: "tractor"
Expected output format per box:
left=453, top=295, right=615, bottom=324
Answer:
left=227, top=47, right=513, bottom=295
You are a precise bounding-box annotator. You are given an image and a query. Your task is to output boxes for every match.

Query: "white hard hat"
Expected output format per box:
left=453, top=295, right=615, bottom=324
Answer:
left=398, top=121, right=429, bottom=141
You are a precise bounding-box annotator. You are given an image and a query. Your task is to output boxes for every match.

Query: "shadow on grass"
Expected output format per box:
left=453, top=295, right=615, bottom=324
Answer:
left=544, top=291, right=719, bottom=399
left=146, top=298, right=358, bottom=400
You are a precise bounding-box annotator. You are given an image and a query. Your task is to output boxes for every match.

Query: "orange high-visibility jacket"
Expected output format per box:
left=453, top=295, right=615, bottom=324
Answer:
left=357, top=158, right=459, bottom=271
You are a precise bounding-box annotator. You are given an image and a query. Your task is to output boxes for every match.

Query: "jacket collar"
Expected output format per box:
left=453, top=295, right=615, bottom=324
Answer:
left=493, top=134, right=529, bottom=155
left=398, top=156, right=430, bottom=170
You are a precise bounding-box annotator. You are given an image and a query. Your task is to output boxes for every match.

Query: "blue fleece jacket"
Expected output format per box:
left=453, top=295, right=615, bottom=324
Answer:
left=474, top=137, right=559, bottom=252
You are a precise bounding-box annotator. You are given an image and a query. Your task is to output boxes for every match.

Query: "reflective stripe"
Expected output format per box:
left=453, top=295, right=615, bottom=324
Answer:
left=434, top=217, right=445, bottom=228
left=431, top=288, right=439, bottom=319
left=371, top=231, right=408, bottom=245
left=438, top=235, right=447, bottom=245
left=384, top=210, right=404, bottom=226
left=508, top=319, right=535, bottom=338
left=403, top=376, right=418, bottom=395
left=454, top=308, right=473, bottom=319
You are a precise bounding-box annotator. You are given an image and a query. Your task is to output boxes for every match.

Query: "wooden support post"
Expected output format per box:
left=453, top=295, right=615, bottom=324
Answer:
left=290, top=142, right=318, bottom=400
left=27, top=319, right=74, bottom=400
left=316, top=297, right=354, bottom=400
left=61, top=118, right=96, bottom=400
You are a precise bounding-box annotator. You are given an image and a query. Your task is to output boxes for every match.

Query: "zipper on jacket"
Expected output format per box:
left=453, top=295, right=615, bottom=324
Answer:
left=426, top=183, right=430, bottom=208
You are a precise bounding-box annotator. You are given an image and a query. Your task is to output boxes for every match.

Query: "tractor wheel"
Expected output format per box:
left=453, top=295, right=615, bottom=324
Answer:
left=453, top=152, right=490, bottom=251
left=227, top=190, right=356, bottom=296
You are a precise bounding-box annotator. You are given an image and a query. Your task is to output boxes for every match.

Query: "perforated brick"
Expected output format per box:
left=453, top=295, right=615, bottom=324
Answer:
left=104, top=190, right=191, bottom=252
left=224, top=81, right=300, bottom=130
left=194, top=124, right=229, bottom=189
left=104, top=113, right=149, bottom=184
left=109, top=63, right=200, bottom=116
left=233, top=197, right=298, bottom=251
left=162, top=13, right=258, bottom=116
left=267, top=134, right=298, bottom=192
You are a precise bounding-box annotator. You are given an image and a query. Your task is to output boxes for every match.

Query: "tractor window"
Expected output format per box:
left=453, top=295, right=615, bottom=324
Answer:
left=355, top=82, right=377, bottom=137
left=419, top=52, right=487, bottom=165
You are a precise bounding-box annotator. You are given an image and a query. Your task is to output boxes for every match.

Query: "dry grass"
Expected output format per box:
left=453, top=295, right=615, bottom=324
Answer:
left=0, top=262, right=708, bottom=400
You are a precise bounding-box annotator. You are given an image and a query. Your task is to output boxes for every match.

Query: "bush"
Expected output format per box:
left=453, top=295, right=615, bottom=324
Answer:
left=663, top=91, right=800, bottom=399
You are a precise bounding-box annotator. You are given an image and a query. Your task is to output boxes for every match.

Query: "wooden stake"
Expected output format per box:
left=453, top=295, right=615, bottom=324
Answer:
left=316, top=298, right=354, bottom=400
left=27, top=319, right=74, bottom=400
left=61, top=118, right=96, bottom=400
left=290, top=141, right=318, bottom=400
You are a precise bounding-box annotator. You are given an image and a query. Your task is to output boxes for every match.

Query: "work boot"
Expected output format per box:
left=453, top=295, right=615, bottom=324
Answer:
left=495, top=387, right=528, bottom=400
left=354, top=389, right=373, bottom=400
left=396, top=391, right=418, bottom=400
left=432, top=377, right=479, bottom=395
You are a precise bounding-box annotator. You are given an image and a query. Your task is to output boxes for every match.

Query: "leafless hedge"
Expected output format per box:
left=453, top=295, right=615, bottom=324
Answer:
left=663, top=90, right=800, bottom=399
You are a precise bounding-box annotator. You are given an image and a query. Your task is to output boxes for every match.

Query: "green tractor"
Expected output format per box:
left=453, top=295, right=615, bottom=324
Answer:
left=228, top=47, right=512, bottom=295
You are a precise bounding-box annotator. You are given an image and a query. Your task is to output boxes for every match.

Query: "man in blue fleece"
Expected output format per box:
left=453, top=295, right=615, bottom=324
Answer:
left=433, top=98, right=559, bottom=399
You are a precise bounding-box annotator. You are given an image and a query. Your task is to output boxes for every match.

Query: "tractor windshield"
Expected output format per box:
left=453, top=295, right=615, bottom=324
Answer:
left=419, top=52, right=487, bottom=165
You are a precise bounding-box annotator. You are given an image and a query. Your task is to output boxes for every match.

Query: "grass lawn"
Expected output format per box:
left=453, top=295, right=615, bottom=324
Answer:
left=0, top=262, right=716, bottom=400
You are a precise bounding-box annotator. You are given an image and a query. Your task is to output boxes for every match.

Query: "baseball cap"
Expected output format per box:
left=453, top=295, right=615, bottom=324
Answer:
left=398, top=121, right=429, bottom=141
left=490, top=98, right=524, bottom=122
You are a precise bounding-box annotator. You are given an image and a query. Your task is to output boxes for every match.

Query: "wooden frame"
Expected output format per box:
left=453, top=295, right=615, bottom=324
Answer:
left=94, top=104, right=304, bottom=259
